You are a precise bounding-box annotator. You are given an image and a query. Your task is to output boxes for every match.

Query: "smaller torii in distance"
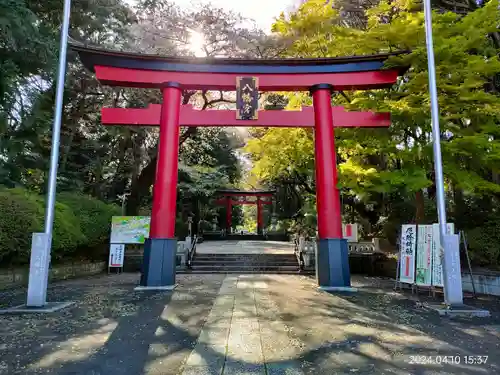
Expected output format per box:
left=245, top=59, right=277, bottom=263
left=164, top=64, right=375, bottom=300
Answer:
left=213, top=189, right=275, bottom=235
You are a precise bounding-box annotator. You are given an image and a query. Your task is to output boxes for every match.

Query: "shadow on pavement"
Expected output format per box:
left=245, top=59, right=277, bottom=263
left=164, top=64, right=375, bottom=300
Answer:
left=1, top=273, right=499, bottom=374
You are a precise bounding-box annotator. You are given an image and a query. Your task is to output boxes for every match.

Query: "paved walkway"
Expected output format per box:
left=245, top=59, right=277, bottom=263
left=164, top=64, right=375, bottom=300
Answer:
left=196, top=240, right=295, bottom=254
left=1, top=274, right=500, bottom=374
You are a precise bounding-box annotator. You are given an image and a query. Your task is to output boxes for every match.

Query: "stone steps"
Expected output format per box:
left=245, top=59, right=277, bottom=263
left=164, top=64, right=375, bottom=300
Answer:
left=177, top=269, right=303, bottom=274
left=188, top=253, right=300, bottom=274
left=191, top=265, right=299, bottom=271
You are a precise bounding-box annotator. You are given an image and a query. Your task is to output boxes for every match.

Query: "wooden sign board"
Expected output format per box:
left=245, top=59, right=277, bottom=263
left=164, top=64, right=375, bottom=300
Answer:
left=236, top=77, right=259, bottom=120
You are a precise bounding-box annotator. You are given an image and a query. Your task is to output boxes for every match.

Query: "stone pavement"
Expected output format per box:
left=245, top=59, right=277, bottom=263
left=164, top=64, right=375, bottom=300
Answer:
left=1, top=273, right=500, bottom=374
left=196, top=240, right=295, bottom=254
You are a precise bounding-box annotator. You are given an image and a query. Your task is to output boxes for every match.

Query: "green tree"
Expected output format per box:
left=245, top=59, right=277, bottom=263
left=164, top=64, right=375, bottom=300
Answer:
left=247, top=0, right=500, bottom=256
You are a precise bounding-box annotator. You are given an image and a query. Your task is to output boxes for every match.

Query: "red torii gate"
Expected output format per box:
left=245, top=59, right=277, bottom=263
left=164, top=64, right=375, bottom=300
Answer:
left=72, top=44, right=405, bottom=291
left=213, top=190, right=274, bottom=235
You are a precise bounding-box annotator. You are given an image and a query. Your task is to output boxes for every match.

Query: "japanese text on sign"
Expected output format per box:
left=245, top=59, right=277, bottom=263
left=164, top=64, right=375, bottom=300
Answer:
left=399, top=224, right=417, bottom=284
left=109, top=244, right=125, bottom=268
left=236, top=77, right=259, bottom=120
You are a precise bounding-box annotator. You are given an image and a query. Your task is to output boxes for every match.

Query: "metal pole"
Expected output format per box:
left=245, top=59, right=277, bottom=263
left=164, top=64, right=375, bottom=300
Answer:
left=45, top=0, right=72, bottom=235
left=423, top=0, right=447, bottom=237
left=423, top=0, right=463, bottom=306
left=25, top=0, right=72, bottom=308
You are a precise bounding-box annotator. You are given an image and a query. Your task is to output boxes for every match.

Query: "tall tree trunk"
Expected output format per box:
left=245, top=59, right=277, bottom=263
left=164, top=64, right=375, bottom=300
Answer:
left=125, top=156, right=156, bottom=215
left=452, top=182, right=464, bottom=217
left=427, top=168, right=436, bottom=200
left=415, top=190, right=425, bottom=223
left=125, top=92, right=196, bottom=215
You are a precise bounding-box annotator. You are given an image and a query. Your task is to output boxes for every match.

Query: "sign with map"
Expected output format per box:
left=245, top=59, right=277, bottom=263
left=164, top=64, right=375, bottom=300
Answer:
left=110, top=216, right=150, bottom=244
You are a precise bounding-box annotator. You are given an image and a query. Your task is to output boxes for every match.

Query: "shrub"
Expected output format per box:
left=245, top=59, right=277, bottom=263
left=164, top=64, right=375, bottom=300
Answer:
left=466, top=220, right=500, bottom=268
left=57, top=192, right=120, bottom=248
left=0, top=187, right=44, bottom=264
left=50, top=200, right=86, bottom=261
left=0, top=187, right=121, bottom=266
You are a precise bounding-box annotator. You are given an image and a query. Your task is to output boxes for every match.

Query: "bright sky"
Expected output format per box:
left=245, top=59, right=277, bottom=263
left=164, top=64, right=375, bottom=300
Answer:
left=186, top=0, right=296, bottom=30
left=140, top=0, right=298, bottom=32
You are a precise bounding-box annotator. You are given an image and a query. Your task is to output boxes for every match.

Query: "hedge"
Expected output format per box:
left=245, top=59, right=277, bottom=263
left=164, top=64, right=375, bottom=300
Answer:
left=0, top=187, right=120, bottom=266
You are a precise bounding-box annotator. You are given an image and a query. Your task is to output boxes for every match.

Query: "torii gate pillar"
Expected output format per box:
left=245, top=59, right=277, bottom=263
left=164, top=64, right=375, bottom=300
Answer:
left=140, top=82, right=181, bottom=288
left=312, top=84, right=351, bottom=290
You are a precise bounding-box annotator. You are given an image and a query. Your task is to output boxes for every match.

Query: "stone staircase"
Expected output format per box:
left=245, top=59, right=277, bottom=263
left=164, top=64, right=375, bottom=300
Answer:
left=182, top=253, right=301, bottom=274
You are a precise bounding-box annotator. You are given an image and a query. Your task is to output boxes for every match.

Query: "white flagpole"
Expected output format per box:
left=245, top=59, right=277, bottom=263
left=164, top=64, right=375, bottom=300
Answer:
left=26, top=0, right=72, bottom=307
left=423, top=0, right=463, bottom=306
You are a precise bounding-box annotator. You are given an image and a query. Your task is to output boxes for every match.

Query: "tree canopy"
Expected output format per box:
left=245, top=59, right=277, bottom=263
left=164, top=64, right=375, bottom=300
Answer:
left=246, top=0, right=500, bottom=265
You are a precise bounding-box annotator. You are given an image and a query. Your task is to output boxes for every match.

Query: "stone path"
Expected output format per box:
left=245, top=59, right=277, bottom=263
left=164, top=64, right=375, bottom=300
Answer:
left=196, top=240, right=295, bottom=255
left=1, top=273, right=500, bottom=374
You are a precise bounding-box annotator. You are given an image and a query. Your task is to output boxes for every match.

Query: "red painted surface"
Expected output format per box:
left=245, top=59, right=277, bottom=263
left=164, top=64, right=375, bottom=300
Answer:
left=150, top=85, right=182, bottom=238
left=313, top=88, right=343, bottom=239
left=226, top=197, right=232, bottom=230
left=215, top=192, right=273, bottom=197
left=95, top=66, right=400, bottom=91
left=102, top=105, right=390, bottom=128
left=214, top=199, right=272, bottom=205
left=345, top=224, right=352, bottom=237
left=215, top=193, right=273, bottom=232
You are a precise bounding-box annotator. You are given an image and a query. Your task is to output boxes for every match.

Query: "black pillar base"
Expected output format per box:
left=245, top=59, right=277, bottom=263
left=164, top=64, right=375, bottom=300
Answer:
left=140, top=238, right=177, bottom=287
left=316, top=238, right=352, bottom=289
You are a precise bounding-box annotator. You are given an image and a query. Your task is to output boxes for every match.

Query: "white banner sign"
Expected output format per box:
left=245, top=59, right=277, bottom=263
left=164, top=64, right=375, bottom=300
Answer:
left=400, top=222, right=456, bottom=287
left=342, top=223, right=359, bottom=242
left=431, top=223, right=455, bottom=287
left=109, top=244, right=125, bottom=268
left=399, top=224, right=417, bottom=284
left=416, top=225, right=433, bottom=286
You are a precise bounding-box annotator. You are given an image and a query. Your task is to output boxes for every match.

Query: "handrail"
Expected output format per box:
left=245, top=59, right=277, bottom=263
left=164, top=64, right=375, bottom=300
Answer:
left=293, top=234, right=305, bottom=270
left=187, top=235, right=197, bottom=269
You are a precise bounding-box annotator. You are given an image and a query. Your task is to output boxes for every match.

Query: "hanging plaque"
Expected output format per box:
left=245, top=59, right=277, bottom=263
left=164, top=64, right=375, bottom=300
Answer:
left=236, top=77, right=259, bottom=120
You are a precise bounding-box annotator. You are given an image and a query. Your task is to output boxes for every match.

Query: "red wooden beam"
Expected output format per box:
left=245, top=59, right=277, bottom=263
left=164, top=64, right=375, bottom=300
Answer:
left=214, top=199, right=272, bottom=205
left=215, top=191, right=274, bottom=197
left=102, top=104, right=390, bottom=128
left=95, top=66, right=399, bottom=91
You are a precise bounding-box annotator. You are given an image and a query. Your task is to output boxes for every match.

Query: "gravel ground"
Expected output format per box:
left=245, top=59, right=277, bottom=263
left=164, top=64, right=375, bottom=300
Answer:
left=0, top=274, right=225, bottom=375
left=0, top=273, right=499, bottom=375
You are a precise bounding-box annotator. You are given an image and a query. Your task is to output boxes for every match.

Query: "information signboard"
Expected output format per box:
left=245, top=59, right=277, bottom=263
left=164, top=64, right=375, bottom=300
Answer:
left=416, top=225, right=433, bottom=286
left=109, top=244, right=125, bottom=268
left=342, top=224, right=359, bottom=242
left=110, top=216, right=150, bottom=244
left=399, top=224, right=417, bottom=284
